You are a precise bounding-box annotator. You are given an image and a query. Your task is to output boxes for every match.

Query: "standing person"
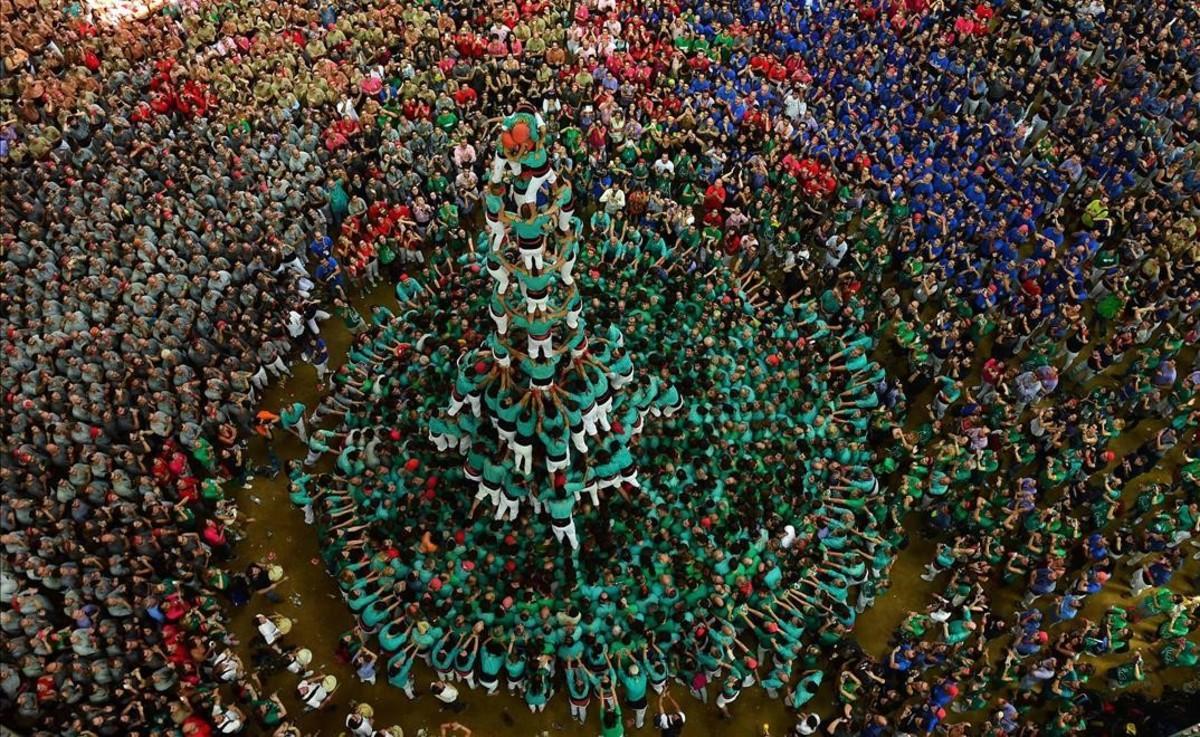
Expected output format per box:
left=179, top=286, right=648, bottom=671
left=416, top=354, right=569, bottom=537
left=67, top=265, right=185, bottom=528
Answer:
left=431, top=680, right=465, bottom=713
left=567, top=662, right=594, bottom=724
left=655, top=692, right=686, bottom=737
left=280, top=401, right=309, bottom=443
left=619, top=661, right=649, bottom=728
left=306, top=336, right=331, bottom=387
left=600, top=684, right=624, bottom=737
left=353, top=648, right=379, bottom=685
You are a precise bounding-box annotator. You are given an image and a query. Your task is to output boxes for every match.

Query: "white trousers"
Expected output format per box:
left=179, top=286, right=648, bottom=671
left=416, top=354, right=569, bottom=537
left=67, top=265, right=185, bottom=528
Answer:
left=571, top=428, right=588, bottom=454
left=546, top=452, right=570, bottom=473
left=514, top=168, right=558, bottom=206
left=286, top=417, right=309, bottom=443
left=491, top=306, right=509, bottom=335
left=553, top=521, right=579, bottom=550
left=561, top=251, right=577, bottom=285
left=529, top=333, right=553, bottom=359
left=513, top=442, right=533, bottom=475
left=265, top=356, right=289, bottom=377
left=488, top=261, right=511, bottom=294
left=495, top=494, right=520, bottom=521
left=520, top=247, right=545, bottom=271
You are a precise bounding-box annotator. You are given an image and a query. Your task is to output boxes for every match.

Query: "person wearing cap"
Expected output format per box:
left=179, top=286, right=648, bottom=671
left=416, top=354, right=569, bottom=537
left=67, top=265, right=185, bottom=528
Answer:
left=297, top=675, right=335, bottom=711
left=617, top=656, right=649, bottom=728
left=287, top=648, right=314, bottom=677
left=254, top=613, right=285, bottom=648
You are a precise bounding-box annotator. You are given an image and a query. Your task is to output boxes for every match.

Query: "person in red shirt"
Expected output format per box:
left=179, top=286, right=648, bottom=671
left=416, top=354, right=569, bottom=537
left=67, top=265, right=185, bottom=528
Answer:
left=453, top=85, right=478, bottom=107
left=979, top=357, right=1006, bottom=402
left=703, top=179, right=727, bottom=212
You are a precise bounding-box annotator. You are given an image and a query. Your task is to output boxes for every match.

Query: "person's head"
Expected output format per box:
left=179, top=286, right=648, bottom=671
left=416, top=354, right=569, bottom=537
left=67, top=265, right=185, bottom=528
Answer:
left=604, top=709, right=619, bottom=729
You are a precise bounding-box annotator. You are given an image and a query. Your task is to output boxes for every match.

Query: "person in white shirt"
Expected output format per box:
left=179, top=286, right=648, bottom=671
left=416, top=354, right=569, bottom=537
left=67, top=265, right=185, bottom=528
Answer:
left=255, top=613, right=282, bottom=646
left=781, top=524, right=797, bottom=549
left=285, top=310, right=305, bottom=339
left=213, top=702, right=245, bottom=734
left=599, top=185, right=626, bottom=215
left=298, top=677, right=332, bottom=710
left=784, top=91, right=807, bottom=122
left=655, top=692, right=686, bottom=737
left=432, top=680, right=465, bottom=712
left=823, top=233, right=848, bottom=268
left=346, top=711, right=374, bottom=737
left=652, top=153, right=675, bottom=180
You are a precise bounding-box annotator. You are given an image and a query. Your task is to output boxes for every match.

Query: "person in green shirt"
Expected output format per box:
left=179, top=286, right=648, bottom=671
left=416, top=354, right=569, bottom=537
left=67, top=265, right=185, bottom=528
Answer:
left=788, top=669, right=823, bottom=710
left=617, top=660, right=649, bottom=728
left=1107, top=653, right=1144, bottom=689
left=599, top=685, right=624, bottom=737
left=280, top=401, right=308, bottom=443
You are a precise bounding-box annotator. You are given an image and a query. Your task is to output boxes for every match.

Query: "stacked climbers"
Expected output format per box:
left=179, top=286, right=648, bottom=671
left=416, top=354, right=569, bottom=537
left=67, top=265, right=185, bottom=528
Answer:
left=429, top=104, right=681, bottom=541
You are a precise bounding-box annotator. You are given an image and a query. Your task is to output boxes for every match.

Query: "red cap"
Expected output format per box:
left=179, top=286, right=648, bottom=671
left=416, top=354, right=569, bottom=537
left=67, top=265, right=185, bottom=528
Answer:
left=404, top=459, right=420, bottom=472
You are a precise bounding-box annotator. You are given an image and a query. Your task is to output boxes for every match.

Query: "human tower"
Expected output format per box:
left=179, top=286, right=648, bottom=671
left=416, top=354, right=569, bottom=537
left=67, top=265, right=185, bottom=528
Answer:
left=429, top=104, right=681, bottom=542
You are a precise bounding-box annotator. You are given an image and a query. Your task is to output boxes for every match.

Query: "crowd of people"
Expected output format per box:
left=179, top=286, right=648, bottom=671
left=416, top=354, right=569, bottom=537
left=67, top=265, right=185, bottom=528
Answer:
left=2, top=0, right=1199, bottom=735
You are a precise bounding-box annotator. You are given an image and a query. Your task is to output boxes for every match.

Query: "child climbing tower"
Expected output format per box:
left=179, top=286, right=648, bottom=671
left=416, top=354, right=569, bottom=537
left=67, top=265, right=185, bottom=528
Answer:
left=430, top=103, right=681, bottom=534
